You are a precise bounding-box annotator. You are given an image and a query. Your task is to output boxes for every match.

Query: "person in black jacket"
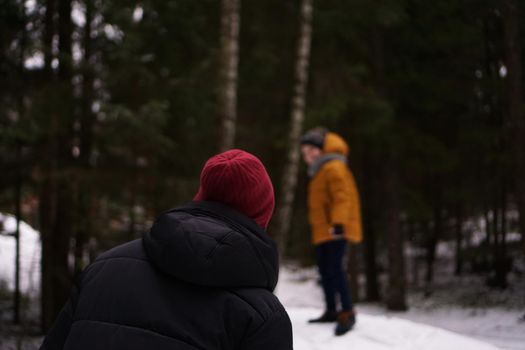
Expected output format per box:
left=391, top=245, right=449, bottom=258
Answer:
left=39, top=149, right=293, bottom=350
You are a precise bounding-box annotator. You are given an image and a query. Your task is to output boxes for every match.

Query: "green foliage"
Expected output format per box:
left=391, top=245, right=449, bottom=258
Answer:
left=0, top=0, right=521, bottom=270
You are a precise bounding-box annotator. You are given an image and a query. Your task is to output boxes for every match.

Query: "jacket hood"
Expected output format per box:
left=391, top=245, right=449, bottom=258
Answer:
left=323, top=132, right=349, bottom=156
left=142, top=201, right=279, bottom=291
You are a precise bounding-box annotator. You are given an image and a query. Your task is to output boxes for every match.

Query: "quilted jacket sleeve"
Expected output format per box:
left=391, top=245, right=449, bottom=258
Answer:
left=240, top=309, right=293, bottom=350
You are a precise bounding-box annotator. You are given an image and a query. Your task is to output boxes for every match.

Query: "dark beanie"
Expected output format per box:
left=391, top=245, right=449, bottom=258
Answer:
left=300, top=127, right=327, bottom=149
left=193, top=149, right=275, bottom=229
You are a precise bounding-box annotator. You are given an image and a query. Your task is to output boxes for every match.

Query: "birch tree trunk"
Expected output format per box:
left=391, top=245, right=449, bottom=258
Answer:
left=218, top=0, right=240, bottom=151
left=502, top=0, right=525, bottom=258
left=275, top=0, right=313, bottom=256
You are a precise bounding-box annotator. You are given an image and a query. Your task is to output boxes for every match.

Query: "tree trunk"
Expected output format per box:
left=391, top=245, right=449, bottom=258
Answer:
left=478, top=206, right=492, bottom=274
left=218, top=0, right=240, bottom=151
left=73, top=195, right=87, bottom=274
left=502, top=0, right=525, bottom=259
left=43, top=0, right=55, bottom=75
left=40, top=0, right=75, bottom=332
left=362, top=27, right=385, bottom=302
left=362, top=149, right=380, bottom=301
left=347, top=243, right=359, bottom=303
left=369, top=25, right=406, bottom=310
left=129, top=192, right=137, bottom=240
left=454, top=204, right=464, bottom=276
left=491, top=183, right=508, bottom=288
left=40, top=0, right=57, bottom=332
left=40, top=174, right=56, bottom=331
left=13, top=141, right=22, bottom=324
left=57, top=0, right=72, bottom=80
left=40, top=165, right=73, bottom=332
left=425, top=195, right=442, bottom=290
left=13, top=1, right=29, bottom=324
left=385, top=152, right=407, bottom=311
left=74, top=0, right=96, bottom=275
left=274, top=0, right=313, bottom=257
left=80, top=0, right=95, bottom=168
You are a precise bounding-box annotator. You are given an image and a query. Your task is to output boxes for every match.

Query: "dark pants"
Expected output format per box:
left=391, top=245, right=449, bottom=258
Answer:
left=316, top=239, right=352, bottom=312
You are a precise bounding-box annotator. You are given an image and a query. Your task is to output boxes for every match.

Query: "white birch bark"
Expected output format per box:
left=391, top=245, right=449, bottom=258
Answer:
left=219, top=0, right=240, bottom=151
left=275, top=0, right=314, bottom=255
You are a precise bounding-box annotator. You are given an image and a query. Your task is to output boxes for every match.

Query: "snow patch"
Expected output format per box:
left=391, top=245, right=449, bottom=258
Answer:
left=0, top=213, right=41, bottom=297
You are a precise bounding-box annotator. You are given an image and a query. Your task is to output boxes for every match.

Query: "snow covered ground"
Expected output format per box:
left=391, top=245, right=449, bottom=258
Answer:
left=286, top=307, right=501, bottom=350
left=0, top=213, right=41, bottom=297
left=276, top=267, right=525, bottom=350
left=1, top=213, right=523, bottom=350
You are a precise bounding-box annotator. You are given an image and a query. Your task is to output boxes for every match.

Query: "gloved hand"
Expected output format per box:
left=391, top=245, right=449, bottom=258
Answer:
left=330, top=224, right=344, bottom=236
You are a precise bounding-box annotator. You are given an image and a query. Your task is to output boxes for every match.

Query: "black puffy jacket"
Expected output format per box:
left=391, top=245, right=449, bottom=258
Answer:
left=40, top=201, right=293, bottom=350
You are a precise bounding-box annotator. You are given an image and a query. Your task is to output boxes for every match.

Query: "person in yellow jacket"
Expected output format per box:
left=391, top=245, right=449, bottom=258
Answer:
left=300, top=127, right=363, bottom=336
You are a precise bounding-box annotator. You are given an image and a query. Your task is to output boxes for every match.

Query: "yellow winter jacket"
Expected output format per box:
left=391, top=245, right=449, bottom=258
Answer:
left=307, top=132, right=363, bottom=245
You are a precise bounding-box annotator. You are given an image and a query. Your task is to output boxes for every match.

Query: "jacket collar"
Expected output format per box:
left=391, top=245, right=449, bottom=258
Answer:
left=308, top=153, right=347, bottom=177
left=180, top=201, right=268, bottom=236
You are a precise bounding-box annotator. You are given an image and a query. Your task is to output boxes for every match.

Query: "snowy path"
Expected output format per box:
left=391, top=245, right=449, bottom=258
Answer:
left=288, top=307, right=501, bottom=350
left=0, top=214, right=522, bottom=349
left=275, top=267, right=520, bottom=350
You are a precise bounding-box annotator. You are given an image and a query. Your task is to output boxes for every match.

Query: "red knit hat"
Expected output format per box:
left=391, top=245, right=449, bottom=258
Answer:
left=194, top=149, right=275, bottom=229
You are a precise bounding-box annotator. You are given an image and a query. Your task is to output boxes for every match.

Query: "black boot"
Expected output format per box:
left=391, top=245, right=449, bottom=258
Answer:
left=334, top=311, right=356, bottom=336
left=308, top=310, right=338, bottom=323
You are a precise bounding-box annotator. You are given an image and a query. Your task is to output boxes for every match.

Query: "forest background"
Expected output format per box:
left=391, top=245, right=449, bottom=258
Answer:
left=1, top=0, right=524, bottom=334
